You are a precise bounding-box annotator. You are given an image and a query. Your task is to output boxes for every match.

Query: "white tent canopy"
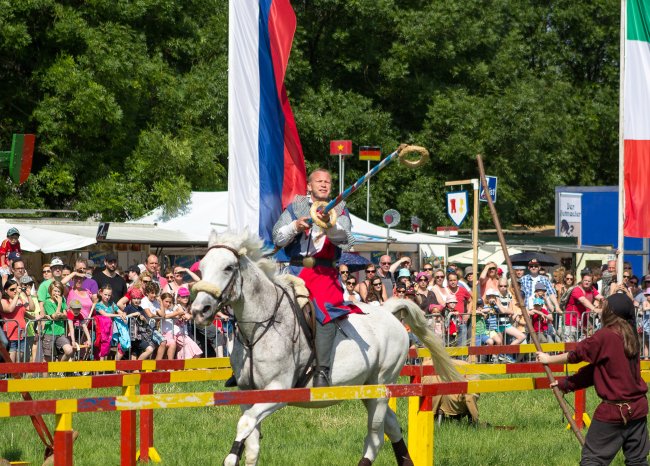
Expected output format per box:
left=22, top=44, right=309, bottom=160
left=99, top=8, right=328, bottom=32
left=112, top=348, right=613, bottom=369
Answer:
left=447, top=242, right=522, bottom=266
left=132, top=192, right=461, bottom=254
left=0, top=219, right=96, bottom=253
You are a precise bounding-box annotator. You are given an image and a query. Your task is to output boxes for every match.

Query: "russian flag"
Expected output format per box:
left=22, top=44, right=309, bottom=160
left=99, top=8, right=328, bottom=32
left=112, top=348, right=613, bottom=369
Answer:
left=227, top=0, right=307, bottom=244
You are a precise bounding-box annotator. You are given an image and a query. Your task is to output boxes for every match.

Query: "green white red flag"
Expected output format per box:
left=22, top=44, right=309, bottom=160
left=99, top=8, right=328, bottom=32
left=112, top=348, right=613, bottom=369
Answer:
left=624, top=0, right=650, bottom=237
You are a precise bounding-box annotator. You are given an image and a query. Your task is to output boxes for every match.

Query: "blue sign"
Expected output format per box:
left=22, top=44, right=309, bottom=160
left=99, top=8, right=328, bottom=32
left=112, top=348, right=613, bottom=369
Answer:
left=479, top=176, right=497, bottom=203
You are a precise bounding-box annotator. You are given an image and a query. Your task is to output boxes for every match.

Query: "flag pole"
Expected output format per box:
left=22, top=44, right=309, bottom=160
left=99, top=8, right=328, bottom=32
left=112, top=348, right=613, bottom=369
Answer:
left=366, top=160, right=370, bottom=222
left=617, top=0, right=627, bottom=282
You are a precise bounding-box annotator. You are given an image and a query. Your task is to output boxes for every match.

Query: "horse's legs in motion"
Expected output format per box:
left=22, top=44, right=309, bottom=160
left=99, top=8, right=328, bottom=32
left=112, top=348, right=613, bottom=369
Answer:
left=223, top=401, right=286, bottom=466
left=243, top=424, right=261, bottom=466
left=358, top=398, right=389, bottom=465
left=384, top=406, right=414, bottom=466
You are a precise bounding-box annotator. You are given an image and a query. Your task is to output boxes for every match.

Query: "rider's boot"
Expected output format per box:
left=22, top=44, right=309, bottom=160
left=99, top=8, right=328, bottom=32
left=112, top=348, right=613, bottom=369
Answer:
left=313, top=321, right=336, bottom=387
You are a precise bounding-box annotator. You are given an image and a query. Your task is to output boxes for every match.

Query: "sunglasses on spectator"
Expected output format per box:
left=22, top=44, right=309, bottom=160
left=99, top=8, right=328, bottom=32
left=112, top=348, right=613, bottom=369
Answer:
left=340, top=271, right=349, bottom=275
left=7, top=287, right=17, bottom=292
left=631, top=281, right=639, bottom=286
left=434, top=275, right=444, bottom=279
left=373, top=282, right=382, bottom=286
left=624, top=275, right=630, bottom=279
left=565, top=277, right=574, bottom=280
left=166, top=275, right=174, bottom=279
left=346, top=281, right=356, bottom=285
left=42, top=269, right=52, bottom=273
left=396, top=290, right=405, bottom=294
left=529, top=265, right=539, bottom=268
left=380, top=261, right=391, bottom=265
left=418, top=278, right=428, bottom=283
left=423, top=267, right=433, bottom=272
left=366, top=269, right=376, bottom=273
left=142, top=278, right=152, bottom=283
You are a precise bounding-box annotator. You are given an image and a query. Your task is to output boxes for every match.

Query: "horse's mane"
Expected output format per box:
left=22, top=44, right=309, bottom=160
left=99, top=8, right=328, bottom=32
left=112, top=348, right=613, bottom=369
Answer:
left=208, top=229, right=277, bottom=280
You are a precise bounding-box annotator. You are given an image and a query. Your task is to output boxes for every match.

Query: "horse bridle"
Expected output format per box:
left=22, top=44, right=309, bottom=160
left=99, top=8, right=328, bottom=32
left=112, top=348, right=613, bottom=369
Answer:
left=197, top=244, right=287, bottom=388
left=194, top=244, right=244, bottom=306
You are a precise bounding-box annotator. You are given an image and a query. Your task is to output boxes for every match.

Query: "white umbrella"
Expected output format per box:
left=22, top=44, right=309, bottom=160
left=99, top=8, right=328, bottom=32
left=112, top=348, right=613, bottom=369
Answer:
left=447, top=242, right=522, bottom=267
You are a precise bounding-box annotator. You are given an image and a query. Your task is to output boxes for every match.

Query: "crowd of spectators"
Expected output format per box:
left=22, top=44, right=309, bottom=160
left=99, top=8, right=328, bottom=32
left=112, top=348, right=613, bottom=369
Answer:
left=0, top=229, right=233, bottom=371
left=338, top=254, right=650, bottom=361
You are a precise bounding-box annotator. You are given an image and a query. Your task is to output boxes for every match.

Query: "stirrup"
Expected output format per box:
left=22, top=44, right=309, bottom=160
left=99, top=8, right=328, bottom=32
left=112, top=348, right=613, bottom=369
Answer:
left=313, top=367, right=330, bottom=387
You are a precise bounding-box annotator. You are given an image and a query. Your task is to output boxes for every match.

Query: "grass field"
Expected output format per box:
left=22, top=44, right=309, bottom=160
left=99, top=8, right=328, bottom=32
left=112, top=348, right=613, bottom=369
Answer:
left=0, top=375, right=634, bottom=465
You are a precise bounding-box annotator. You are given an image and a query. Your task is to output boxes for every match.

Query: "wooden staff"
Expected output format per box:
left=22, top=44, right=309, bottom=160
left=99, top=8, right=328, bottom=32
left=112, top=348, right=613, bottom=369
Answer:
left=476, top=154, right=585, bottom=446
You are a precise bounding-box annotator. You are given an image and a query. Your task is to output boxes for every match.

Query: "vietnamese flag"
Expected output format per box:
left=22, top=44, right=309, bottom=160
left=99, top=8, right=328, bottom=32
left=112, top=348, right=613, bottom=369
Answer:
left=624, top=0, right=650, bottom=237
left=330, top=140, right=352, bottom=155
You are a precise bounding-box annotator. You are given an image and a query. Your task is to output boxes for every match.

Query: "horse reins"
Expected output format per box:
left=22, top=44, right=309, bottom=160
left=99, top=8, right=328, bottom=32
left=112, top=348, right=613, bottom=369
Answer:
left=202, top=244, right=315, bottom=388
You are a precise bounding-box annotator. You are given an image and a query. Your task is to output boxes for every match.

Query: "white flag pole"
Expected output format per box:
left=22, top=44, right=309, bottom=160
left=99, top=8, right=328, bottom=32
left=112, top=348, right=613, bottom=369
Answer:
left=617, top=0, right=627, bottom=282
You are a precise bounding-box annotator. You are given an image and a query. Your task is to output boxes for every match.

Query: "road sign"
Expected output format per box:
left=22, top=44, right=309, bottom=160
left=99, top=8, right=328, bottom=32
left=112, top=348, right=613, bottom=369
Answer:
left=447, top=191, right=469, bottom=226
left=383, top=209, right=400, bottom=227
left=330, top=140, right=352, bottom=156
left=479, top=176, right=497, bottom=203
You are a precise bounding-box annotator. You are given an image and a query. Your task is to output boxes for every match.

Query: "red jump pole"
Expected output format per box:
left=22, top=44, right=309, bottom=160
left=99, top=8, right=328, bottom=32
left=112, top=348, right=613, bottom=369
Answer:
left=137, top=381, right=161, bottom=463
left=121, top=385, right=137, bottom=466
left=575, top=389, right=586, bottom=429
left=54, top=413, right=74, bottom=466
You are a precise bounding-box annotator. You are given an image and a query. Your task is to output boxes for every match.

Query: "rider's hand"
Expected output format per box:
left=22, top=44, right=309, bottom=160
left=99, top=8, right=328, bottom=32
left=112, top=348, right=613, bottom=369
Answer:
left=295, top=217, right=310, bottom=233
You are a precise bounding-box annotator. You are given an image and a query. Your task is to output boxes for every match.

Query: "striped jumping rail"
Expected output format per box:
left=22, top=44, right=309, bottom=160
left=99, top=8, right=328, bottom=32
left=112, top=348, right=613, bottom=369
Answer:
left=1, top=343, right=578, bottom=376
left=0, top=376, right=578, bottom=466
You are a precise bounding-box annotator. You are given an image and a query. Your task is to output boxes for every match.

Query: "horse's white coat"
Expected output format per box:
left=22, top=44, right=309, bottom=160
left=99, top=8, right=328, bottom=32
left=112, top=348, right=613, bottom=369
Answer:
left=192, top=231, right=458, bottom=466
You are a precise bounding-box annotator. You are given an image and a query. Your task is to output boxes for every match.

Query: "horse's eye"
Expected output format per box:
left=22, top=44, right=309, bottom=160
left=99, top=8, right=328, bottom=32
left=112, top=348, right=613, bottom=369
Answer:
left=224, top=265, right=234, bottom=272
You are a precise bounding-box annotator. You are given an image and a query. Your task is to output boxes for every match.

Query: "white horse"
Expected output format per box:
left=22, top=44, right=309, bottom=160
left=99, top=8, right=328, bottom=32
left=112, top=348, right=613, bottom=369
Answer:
left=191, top=231, right=460, bottom=466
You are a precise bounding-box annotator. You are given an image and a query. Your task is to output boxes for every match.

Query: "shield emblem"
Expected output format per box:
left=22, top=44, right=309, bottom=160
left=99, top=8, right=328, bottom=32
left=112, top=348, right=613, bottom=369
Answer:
left=447, top=191, right=469, bottom=226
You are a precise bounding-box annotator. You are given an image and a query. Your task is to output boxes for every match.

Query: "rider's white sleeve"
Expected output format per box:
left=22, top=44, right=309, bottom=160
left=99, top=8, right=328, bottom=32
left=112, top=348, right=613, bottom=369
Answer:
left=274, top=221, right=299, bottom=247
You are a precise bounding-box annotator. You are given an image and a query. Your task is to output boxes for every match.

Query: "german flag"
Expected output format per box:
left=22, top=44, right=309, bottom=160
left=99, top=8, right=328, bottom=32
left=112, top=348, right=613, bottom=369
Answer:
left=359, top=146, right=381, bottom=161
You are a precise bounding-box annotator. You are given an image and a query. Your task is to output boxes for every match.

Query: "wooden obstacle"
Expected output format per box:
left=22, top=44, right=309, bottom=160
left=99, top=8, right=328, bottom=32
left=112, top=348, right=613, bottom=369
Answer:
left=3, top=343, right=638, bottom=466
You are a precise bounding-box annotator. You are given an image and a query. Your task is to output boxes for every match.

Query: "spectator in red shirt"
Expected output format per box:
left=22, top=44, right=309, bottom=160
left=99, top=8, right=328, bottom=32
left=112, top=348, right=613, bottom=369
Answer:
left=564, top=272, right=604, bottom=342
left=530, top=297, right=553, bottom=343
left=446, top=272, right=471, bottom=346
left=537, top=294, right=649, bottom=465
left=0, top=227, right=21, bottom=268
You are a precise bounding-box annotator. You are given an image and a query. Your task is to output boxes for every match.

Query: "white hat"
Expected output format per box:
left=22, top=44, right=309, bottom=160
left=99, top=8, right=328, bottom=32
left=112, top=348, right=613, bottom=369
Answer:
left=138, top=264, right=146, bottom=274
left=51, top=257, right=64, bottom=267
left=485, top=288, right=500, bottom=296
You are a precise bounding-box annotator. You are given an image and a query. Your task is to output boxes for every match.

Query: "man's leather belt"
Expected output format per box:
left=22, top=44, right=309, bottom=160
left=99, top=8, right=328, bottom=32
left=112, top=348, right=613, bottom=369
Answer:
left=290, top=258, right=336, bottom=268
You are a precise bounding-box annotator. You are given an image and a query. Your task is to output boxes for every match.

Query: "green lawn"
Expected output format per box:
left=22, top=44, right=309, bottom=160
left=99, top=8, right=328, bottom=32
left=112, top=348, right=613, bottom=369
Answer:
left=0, top=376, right=633, bottom=465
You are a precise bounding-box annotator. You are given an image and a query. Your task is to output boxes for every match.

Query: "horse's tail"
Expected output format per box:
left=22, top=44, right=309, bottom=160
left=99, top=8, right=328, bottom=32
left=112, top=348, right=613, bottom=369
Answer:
left=387, top=298, right=462, bottom=382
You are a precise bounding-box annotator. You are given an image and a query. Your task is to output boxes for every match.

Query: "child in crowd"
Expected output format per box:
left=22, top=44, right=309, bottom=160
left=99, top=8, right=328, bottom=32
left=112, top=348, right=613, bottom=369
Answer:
left=442, top=295, right=459, bottom=345
left=141, top=282, right=167, bottom=360
left=530, top=297, right=553, bottom=343
left=158, top=292, right=184, bottom=360
left=94, top=284, right=128, bottom=360
left=474, top=299, right=496, bottom=347
left=66, top=299, right=92, bottom=360
left=172, top=287, right=203, bottom=359
left=0, top=228, right=21, bottom=268
left=537, top=295, right=649, bottom=464
left=42, top=281, right=74, bottom=362
left=124, top=288, right=157, bottom=360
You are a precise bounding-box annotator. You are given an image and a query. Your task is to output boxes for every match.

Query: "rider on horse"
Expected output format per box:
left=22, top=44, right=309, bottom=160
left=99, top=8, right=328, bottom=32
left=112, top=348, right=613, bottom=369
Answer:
left=272, top=168, right=361, bottom=387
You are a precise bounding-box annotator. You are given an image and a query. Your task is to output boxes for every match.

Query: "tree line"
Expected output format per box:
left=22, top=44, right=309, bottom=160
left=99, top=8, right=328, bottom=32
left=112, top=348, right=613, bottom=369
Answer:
left=0, top=0, right=619, bottom=230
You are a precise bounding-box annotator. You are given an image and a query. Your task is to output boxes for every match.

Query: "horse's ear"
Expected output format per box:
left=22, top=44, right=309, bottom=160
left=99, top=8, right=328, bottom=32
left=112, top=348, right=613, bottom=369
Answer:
left=208, top=229, right=219, bottom=245
left=238, top=247, right=247, bottom=256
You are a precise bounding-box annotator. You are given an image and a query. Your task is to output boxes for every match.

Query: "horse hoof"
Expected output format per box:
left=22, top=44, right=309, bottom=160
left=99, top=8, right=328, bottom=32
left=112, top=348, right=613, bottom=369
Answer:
left=358, top=458, right=372, bottom=466
left=224, top=454, right=238, bottom=466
